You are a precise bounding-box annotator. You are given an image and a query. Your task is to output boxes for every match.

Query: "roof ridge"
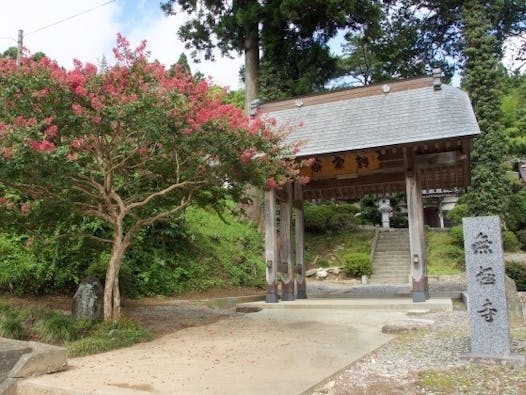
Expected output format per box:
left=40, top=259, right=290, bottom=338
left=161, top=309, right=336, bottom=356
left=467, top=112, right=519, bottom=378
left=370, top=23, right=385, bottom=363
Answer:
left=260, top=77, right=434, bottom=113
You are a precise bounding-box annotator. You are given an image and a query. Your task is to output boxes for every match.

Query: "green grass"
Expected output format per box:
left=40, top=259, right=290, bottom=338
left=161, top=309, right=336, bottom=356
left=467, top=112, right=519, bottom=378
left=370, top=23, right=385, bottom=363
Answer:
left=417, top=366, right=526, bottom=394
left=304, top=229, right=374, bottom=269
left=426, top=230, right=464, bottom=275
left=0, top=309, right=28, bottom=340
left=66, top=320, right=153, bottom=357
left=0, top=303, right=152, bottom=356
left=181, top=206, right=266, bottom=291
left=417, top=370, right=470, bottom=393
left=35, top=311, right=80, bottom=343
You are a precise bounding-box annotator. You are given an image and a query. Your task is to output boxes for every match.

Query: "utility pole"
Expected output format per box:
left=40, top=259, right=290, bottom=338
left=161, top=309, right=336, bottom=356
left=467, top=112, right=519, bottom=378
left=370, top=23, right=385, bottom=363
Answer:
left=16, top=29, right=23, bottom=66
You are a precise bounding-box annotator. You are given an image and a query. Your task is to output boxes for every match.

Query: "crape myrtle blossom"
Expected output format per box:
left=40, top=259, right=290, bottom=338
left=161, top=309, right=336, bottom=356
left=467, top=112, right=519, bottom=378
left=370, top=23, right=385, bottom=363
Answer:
left=0, top=34, right=311, bottom=321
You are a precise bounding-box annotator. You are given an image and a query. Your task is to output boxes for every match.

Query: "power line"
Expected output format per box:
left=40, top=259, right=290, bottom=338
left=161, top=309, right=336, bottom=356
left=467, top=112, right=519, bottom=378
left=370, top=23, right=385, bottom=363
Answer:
left=26, top=0, right=118, bottom=37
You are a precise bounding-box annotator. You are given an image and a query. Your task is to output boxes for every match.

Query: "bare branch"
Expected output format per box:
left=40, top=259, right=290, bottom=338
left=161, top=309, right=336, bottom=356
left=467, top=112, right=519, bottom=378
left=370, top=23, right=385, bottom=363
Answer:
left=38, top=231, right=113, bottom=245
left=124, top=194, right=193, bottom=244
left=126, top=180, right=205, bottom=211
left=107, top=146, right=140, bottom=174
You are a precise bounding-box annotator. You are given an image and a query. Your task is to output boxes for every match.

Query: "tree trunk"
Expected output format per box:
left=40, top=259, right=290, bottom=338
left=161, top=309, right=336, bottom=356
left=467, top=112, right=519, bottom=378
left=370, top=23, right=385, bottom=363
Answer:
left=103, top=236, right=128, bottom=321
left=244, top=32, right=259, bottom=114
left=243, top=31, right=263, bottom=224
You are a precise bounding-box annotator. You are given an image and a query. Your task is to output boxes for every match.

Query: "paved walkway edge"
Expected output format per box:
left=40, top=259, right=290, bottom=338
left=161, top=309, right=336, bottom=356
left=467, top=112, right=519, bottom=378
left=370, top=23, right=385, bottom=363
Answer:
left=237, top=297, right=453, bottom=312
left=299, top=336, right=398, bottom=395
left=0, top=338, right=66, bottom=395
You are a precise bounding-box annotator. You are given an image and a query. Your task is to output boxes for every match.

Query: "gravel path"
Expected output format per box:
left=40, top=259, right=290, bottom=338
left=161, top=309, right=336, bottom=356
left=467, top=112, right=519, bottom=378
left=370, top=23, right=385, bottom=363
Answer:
left=310, top=309, right=526, bottom=395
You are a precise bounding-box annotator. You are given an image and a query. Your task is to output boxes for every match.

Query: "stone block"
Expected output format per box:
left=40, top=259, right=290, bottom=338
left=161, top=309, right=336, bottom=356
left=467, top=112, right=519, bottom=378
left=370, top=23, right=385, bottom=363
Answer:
left=505, top=275, right=525, bottom=324
left=10, top=342, right=67, bottom=378
left=72, top=276, right=103, bottom=321
left=0, top=340, right=31, bottom=381
left=463, top=216, right=511, bottom=357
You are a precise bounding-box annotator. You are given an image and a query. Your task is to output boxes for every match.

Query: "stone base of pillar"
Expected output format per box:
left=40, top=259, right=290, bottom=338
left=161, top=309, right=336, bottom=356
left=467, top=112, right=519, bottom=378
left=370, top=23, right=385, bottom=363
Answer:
left=281, top=281, right=295, bottom=301
left=412, top=276, right=429, bottom=302
left=266, top=284, right=278, bottom=303
left=296, top=284, right=307, bottom=299
left=412, top=290, right=427, bottom=302
left=266, top=293, right=278, bottom=303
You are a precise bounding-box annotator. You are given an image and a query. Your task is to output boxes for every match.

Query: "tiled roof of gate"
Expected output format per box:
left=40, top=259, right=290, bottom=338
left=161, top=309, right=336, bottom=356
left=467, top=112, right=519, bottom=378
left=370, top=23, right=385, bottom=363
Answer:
left=261, top=78, right=480, bottom=157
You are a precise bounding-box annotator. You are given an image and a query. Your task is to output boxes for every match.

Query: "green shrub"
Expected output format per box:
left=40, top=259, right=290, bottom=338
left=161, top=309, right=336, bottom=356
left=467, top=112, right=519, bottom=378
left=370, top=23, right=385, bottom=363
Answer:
left=304, top=203, right=359, bottom=233
left=446, top=203, right=469, bottom=226
left=67, top=319, right=153, bottom=357
left=505, top=189, right=526, bottom=231
left=342, top=253, right=372, bottom=277
left=0, top=311, right=27, bottom=340
left=506, top=261, right=526, bottom=291
left=358, top=195, right=381, bottom=226
left=35, top=311, right=79, bottom=343
left=0, top=234, right=40, bottom=295
left=391, top=214, right=408, bottom=228
left=503, top=230, right=521, bottom=252
left=317, top=259, right=330, bottom=268
left=0, top=205, right=266, bottom=298
left=516, top=229, right=526, bottom=250
left=449, top=225, right=464, bottom=247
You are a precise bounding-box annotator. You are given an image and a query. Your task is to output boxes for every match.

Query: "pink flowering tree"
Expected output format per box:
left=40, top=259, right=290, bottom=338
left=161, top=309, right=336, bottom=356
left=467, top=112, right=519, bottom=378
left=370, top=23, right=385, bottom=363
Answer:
left=0, top=35, right=304, bottom=320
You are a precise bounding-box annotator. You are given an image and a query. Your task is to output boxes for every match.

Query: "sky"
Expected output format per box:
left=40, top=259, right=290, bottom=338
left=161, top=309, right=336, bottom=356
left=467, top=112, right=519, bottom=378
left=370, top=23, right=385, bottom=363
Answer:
left=0, top=1, right=522, bottom=92
left=0, top=0, right=245, bottom=89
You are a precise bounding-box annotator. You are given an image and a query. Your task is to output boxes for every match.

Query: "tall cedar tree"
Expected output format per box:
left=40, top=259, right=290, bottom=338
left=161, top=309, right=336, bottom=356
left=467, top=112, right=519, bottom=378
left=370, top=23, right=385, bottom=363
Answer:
left=462, top=0, right=510, bottom=216
left=161, top=0, right=380, bottom=106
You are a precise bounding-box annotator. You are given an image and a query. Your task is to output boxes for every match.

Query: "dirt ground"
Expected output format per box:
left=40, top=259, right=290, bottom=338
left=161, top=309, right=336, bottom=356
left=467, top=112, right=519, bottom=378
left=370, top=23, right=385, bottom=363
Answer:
left=0, top=287, right=264, bottom=336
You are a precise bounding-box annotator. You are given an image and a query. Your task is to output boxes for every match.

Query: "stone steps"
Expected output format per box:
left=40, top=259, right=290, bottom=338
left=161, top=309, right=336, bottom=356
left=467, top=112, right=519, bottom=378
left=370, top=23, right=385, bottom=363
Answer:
left=373, top=254, right=411, bottom=260
left=370, top=229, right=410, bottom=284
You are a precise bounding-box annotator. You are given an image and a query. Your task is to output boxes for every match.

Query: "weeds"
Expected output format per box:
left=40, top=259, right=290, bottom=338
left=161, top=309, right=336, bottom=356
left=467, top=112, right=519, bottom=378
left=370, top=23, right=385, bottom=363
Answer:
left=67, top=319, right=153, bottom=357
left=35, top=311, right=79, bottom=343
left=426, top=230, right=464, bottom=275
left=0, top=304, right=152, bottom=357
left=0, top=310, right=27, bottom=340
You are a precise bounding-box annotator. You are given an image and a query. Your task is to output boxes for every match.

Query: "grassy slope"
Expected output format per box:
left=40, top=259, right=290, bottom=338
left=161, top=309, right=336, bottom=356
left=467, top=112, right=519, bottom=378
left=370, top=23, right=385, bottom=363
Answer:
left=304, top=230, right=374, bottom=269
left=426, top=230, right=464, bottom=275
left=182, top=206, right=266, bottom=290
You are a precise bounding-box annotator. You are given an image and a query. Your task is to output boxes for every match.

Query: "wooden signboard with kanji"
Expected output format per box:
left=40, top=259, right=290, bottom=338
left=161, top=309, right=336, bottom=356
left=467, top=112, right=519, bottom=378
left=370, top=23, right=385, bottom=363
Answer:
left=301, top=151, right=380, bottom=179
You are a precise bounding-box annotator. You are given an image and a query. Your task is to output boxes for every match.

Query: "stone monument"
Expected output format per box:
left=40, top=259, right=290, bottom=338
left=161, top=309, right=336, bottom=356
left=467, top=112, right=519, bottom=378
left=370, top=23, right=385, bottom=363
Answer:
left=378, top=198, right=391, bottom=229
left=71, top=277, right=103, bottom=321
left=462, top=216, right=524, bottom=364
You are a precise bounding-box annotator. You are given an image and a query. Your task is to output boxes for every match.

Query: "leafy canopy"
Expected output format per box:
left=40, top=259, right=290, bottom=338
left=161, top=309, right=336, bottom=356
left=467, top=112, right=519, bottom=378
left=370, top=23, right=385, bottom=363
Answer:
left=0, top=34, right=302, bottom=227
left=0, top=35, right=306, bottom=319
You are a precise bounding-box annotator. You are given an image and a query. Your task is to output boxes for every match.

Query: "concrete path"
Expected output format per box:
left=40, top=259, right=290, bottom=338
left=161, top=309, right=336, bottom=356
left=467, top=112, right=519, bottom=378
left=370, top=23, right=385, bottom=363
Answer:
left=17, top=299, right=450, bottom=395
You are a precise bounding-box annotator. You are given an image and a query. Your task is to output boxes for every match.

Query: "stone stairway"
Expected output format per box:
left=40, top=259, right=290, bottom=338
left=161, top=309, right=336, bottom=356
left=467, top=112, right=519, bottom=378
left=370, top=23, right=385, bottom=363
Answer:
left=370, top=229, right=411, bottom=284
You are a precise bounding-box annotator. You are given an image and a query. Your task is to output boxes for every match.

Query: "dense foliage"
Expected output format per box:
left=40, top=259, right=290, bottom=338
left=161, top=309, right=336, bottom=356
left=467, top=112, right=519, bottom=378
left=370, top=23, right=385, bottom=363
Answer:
left=0, top=206, right=266, bottom=298
left=303, top=202, right=360, bottom=233
left=462, top=1, right=511, bottom=217
left=505, top=261, right=526, bottom=291
left=340, top=0, right=526, bottom=85
left=342, top=252, right=372, bottom=277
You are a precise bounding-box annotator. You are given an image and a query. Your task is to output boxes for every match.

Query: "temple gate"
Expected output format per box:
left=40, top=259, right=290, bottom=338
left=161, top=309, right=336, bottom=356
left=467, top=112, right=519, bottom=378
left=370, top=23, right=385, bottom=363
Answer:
left=260, top=72, right=480, bottom=303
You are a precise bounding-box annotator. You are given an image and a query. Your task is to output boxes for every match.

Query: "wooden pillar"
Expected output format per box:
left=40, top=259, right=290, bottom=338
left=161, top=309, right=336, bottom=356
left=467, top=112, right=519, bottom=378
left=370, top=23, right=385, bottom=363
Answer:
left=279, top=183, right=295, bottom=301
left=404, top=148, right=429, bottom=302
left=294, top=181, right=307, bottom=299
left=264, top=189, right=278, bottom=303
left=438, top=198, right=445, bottom=229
